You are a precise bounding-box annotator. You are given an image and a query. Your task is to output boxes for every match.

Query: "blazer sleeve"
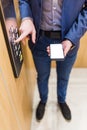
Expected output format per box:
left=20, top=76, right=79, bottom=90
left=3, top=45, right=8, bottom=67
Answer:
left=18, top=0, right=32, bottom=19
left=65, top=3, right=87, bottom=46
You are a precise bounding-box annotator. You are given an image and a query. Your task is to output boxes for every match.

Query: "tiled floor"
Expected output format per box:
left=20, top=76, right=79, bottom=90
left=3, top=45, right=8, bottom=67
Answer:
left=31, top=68, right=87, bottom=130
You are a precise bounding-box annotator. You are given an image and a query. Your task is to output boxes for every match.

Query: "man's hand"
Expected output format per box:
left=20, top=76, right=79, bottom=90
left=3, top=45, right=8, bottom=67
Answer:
left=62, top=39, right=73, bottom=56
left=47, top=39, right=73, bottom=57
left=15, top=19, right=36, bottom=44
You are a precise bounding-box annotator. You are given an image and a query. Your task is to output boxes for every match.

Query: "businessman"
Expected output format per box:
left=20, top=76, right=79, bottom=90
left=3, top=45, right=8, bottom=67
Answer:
left=16, top=0, right=87, bottom=121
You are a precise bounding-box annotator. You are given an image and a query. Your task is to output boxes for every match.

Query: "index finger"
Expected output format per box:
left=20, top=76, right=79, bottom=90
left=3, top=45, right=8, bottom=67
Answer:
left=14, top=32, right=28, bottom=43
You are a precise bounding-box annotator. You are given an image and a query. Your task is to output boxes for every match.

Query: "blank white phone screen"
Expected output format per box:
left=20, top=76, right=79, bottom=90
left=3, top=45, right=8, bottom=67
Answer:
left=50, top=44, right=64, bottom=60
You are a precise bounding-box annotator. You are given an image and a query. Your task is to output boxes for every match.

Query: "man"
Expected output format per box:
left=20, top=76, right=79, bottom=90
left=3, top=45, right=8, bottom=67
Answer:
left=16, top=0, right=87, bottom=121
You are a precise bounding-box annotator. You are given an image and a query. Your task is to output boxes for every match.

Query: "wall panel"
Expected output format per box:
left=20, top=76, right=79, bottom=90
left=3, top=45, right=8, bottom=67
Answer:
left=0, top=21, right=36, bottom=130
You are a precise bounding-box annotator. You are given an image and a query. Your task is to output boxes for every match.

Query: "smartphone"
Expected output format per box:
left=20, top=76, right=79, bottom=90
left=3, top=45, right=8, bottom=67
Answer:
left=50, top=43, right=65, bottom=60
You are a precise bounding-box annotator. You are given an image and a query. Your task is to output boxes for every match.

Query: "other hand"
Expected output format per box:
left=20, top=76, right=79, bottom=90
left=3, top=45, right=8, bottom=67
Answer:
left=47, top=39, right=73, bottom=57
left=62, top=39, right=73, bottom=56
left=15, top=19, right=36, bottom=45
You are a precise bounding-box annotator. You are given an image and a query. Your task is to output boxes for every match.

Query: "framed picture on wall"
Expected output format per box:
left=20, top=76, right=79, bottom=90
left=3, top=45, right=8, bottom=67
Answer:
left=0, top=0, right=23, bottom=78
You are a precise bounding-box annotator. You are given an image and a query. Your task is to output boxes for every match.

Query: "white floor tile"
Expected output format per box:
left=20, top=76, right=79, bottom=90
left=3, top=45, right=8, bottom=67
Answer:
left=31, top=68, right=87, bottom=130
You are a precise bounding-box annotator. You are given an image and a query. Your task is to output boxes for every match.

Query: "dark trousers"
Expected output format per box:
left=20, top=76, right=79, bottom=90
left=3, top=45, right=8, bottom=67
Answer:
left=29, top=35, right=78, bottom=103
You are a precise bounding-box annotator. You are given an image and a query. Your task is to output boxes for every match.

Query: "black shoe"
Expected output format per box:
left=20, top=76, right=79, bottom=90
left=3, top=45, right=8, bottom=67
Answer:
left=36, top=101, right=46, bottom=121
left=58, top=102, right=71, bottom=121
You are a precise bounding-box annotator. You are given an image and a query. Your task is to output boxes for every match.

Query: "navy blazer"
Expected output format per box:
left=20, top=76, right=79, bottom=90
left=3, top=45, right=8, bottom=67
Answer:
left=19, top=0, right=87, bottom=47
